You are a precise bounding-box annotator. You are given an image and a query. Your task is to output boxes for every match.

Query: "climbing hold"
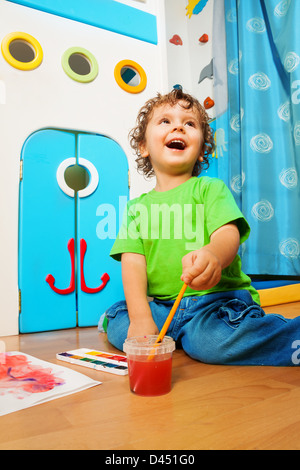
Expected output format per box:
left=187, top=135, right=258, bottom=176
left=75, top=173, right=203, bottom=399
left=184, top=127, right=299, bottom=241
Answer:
left=199, top=34, right=209, bottom=43
left=204, top=97, right=215, bottom=109
left=198, top=59, right=213, bottom=83
left=169, top=34, right=183, bottom=46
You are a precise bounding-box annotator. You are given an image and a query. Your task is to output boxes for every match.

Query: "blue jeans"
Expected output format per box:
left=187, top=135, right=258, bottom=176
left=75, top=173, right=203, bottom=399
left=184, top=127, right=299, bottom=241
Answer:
left=105, top=290, right=300, bottom=366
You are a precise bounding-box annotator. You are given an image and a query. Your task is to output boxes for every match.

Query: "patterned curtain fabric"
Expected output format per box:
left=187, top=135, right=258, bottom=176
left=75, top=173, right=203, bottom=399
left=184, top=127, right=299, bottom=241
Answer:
left=213, top=0, right=300, bottom=277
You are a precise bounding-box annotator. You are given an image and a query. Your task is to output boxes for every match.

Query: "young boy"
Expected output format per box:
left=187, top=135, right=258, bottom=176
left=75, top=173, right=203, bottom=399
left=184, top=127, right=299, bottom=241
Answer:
left=104, top=88, right=300, bottom=366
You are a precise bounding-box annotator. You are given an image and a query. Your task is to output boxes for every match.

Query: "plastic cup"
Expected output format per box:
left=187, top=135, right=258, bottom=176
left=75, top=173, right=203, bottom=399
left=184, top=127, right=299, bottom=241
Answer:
left=123, top=335, right=176, bottom=396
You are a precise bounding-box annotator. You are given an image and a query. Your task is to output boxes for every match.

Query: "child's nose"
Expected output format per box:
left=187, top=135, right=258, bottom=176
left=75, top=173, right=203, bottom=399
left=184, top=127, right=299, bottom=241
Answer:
left=172, top=124, right=184, bottom=132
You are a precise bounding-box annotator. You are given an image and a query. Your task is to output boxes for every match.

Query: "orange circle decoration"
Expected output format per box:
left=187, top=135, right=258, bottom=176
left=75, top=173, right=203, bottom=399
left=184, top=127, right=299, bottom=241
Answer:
left=114, top=59, right=147, bottom=94
left=1, top=32, right=43, bottom=70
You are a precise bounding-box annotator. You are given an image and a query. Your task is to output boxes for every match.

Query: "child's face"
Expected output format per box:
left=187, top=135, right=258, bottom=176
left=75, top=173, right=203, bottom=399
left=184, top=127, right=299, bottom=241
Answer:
left=139, top=100, right=204, bottom=178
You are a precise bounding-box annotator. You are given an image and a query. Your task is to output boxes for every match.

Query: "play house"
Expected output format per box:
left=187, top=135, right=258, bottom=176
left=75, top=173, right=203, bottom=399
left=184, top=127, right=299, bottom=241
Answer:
left=1, top=0, right=299, bottom=337
left=0, top=0, right=215, bottom=336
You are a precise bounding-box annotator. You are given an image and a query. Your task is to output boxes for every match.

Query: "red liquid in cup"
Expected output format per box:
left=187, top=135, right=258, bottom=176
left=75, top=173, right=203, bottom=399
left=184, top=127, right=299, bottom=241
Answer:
left=128, top=356, right=172, bottom=396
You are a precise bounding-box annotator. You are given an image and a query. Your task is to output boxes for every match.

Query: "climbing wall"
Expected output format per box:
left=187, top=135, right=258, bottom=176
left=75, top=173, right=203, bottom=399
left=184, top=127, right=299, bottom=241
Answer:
left=163, top=0, right=217, bottom=177
left=164, top=0, right=215, bottom=118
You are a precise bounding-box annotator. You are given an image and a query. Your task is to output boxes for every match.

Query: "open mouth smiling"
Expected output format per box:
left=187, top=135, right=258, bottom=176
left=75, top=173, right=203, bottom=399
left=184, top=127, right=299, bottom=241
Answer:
left=166, top=139, right=187, bottom=150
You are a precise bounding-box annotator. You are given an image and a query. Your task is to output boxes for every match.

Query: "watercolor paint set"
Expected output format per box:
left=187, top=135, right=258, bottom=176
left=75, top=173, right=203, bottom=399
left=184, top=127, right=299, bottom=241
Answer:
left=56, top=348, right=128, bottom=375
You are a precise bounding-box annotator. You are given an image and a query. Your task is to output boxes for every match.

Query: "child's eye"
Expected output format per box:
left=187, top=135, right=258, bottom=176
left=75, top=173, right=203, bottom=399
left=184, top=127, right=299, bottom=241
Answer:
left=160, top=118, right=170, bottom=124
left=186, top=121, right=196, bottom=127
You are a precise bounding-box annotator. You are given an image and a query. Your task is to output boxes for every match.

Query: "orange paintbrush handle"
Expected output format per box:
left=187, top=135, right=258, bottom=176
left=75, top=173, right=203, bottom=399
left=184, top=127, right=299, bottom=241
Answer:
left=147, top=283, right=187, bottom=361
left=156, top=283, right=188, bottom=344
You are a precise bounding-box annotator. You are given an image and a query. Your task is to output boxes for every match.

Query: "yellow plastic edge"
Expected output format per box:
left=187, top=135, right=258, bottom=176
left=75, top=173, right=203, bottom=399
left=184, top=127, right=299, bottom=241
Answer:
left=114, top=59, right=147, bottom=94
left=1, top=31, right=43, bottom=71
left=258, top=283, right=300, bottom=307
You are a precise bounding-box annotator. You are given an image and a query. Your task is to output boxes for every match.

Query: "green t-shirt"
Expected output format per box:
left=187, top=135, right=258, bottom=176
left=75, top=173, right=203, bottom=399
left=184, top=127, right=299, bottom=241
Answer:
left=110, top=177, right=259, bottom=304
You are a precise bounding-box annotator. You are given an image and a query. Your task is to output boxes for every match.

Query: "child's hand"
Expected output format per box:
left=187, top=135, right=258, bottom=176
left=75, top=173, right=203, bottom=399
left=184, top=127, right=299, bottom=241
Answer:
left=181, top=247, right=222, bottom=291
left=127, top=317, right=159, bottom=339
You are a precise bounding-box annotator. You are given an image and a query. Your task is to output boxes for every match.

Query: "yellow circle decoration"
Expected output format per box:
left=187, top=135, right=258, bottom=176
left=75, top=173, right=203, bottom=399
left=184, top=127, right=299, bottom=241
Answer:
left=114, top=60, right=147, bottom=94
left=1, top=32, right=43, bottom=71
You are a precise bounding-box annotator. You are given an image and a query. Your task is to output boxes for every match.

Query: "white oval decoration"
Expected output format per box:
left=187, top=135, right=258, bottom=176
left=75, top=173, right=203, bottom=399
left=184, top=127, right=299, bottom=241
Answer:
left=77, top=158, right=99, bottom=198
left=56, top=157, right=76, bottom=198
left=56, top=157, right=99, bottom=198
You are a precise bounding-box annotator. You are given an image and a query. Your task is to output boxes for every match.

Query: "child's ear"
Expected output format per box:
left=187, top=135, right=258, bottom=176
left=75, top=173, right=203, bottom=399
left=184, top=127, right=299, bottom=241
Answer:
left=139, top=142, right=149, bottom=158
left=198, top=148, right=205, bottom=162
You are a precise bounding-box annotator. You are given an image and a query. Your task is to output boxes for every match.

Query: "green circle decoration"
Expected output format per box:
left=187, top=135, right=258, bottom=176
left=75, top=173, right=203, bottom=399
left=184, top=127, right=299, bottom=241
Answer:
left=61, top=47, right=98, bottom=83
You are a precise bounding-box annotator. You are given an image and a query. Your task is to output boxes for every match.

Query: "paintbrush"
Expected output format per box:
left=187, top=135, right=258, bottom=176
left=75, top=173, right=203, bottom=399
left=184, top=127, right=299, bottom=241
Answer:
left=148, top=283, right=187, bottom=360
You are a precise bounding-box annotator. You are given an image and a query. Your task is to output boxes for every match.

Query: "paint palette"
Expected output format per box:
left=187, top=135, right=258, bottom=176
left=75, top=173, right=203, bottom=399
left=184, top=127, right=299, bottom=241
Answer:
left=56, top=348, right=128, bottom=375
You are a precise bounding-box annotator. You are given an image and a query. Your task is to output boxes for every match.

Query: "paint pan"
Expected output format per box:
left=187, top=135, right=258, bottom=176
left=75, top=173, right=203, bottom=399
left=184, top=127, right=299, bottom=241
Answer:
left=56, top=348, right=128, bottom=375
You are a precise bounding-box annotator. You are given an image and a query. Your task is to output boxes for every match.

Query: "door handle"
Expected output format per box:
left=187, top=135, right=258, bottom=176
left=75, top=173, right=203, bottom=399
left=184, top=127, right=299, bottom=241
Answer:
left=46, top=238, right=75, bottom=294
left=80, top=238, right=110, bottom=293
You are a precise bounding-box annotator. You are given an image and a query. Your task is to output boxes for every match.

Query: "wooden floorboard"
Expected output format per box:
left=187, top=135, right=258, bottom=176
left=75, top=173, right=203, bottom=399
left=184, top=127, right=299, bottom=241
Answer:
left=0, top=301, right=300, bottom=450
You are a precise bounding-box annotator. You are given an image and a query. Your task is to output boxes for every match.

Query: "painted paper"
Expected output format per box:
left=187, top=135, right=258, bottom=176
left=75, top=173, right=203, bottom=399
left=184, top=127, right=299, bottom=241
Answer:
left=0, top=352, right=101, bottom=416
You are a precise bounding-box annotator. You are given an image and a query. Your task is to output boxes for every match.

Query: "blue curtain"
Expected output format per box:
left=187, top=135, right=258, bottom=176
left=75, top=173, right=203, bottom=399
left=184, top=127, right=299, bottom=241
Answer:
left=213, top=0, right=300, bottom=277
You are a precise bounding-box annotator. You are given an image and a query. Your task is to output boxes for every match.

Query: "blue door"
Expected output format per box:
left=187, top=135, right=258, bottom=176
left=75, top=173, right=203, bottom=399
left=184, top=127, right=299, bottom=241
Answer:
left=19, top=129, right=128, bottom=332
left=77, top=134, right=128, bottom=326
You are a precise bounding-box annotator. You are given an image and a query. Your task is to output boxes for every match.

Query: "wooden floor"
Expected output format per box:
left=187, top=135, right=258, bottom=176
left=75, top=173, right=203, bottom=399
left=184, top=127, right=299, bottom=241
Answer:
left=1, top=301, right=300, bottom=450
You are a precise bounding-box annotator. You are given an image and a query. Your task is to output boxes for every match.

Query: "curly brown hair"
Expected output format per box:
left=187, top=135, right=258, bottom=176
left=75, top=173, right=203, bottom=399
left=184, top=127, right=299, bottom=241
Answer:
left=129, top=88, right=215, bottom=178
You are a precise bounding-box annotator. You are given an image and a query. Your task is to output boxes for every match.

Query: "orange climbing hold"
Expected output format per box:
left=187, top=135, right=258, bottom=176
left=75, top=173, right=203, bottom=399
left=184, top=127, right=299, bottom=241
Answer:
left=169, top=34, right=183, bottom=46
left=204, top=97, right=215, bottom=109
left=199, top=34, right=209, bottom=43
